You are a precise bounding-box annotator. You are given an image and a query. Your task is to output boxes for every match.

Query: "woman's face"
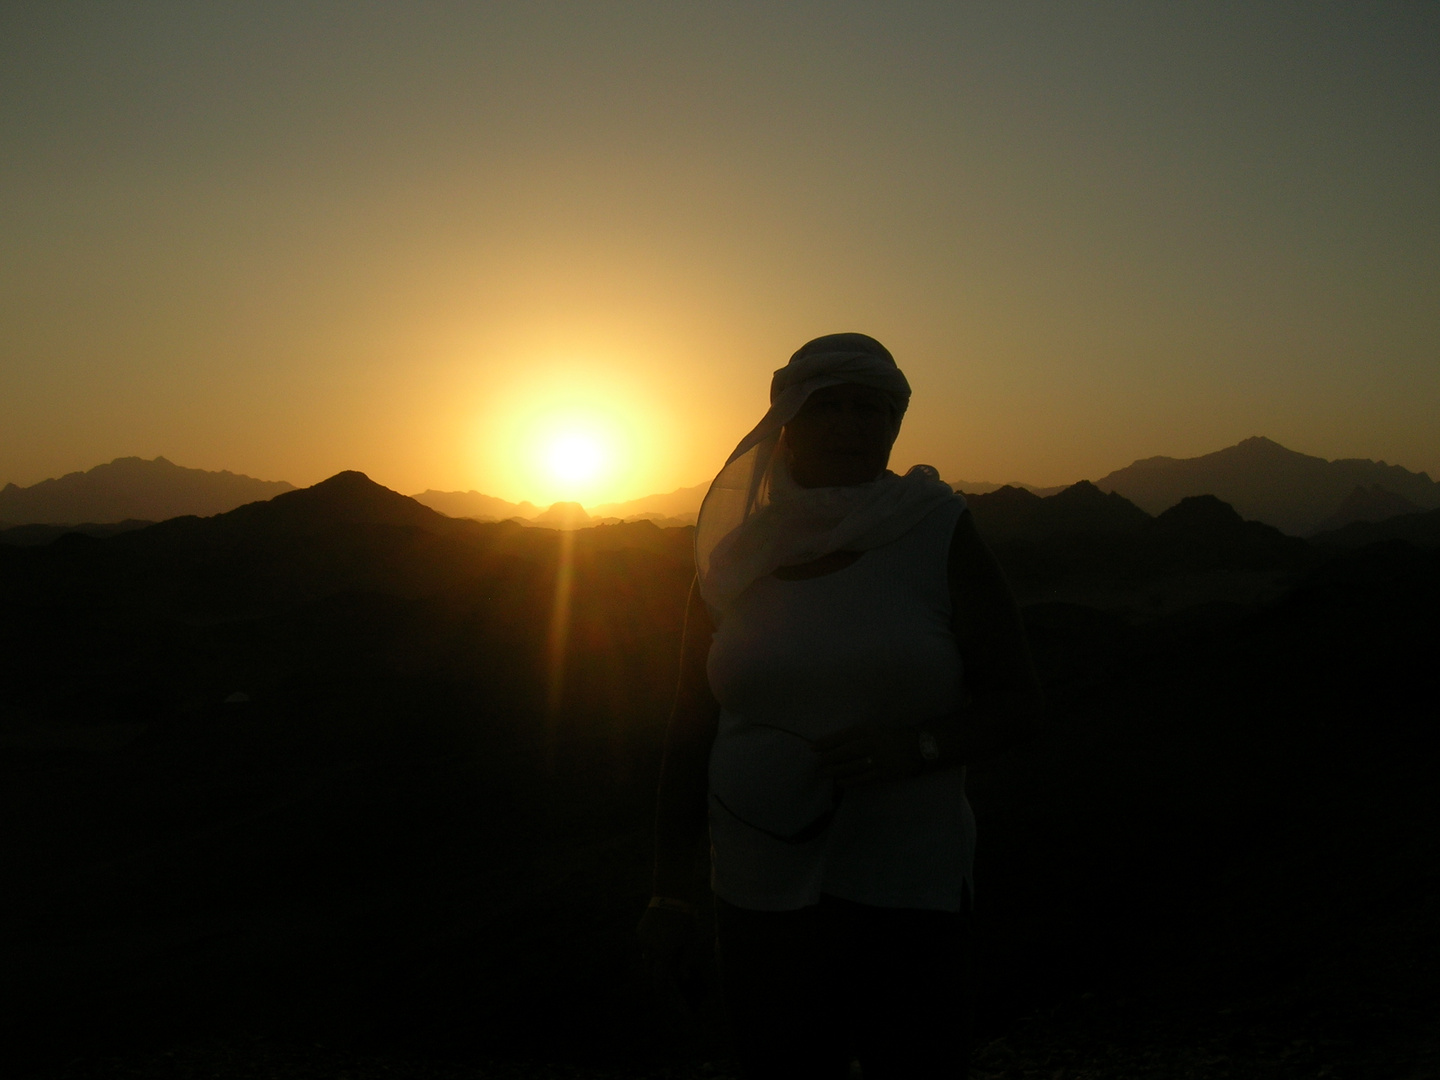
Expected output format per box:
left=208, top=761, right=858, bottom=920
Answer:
left=783, top=383, right=897, bottom=487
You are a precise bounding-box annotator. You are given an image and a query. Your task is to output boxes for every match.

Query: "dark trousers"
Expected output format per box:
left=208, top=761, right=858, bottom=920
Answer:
left=715, top=893, right=973, bottom=1080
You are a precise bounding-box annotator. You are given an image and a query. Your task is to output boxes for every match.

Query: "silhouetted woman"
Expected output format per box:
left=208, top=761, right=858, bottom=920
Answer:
left=638, top=334, right=1041, bottom=1079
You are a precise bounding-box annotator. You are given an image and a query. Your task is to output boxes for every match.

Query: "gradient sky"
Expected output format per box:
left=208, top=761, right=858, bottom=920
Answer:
left=2, top=2, right=1436, bottom=505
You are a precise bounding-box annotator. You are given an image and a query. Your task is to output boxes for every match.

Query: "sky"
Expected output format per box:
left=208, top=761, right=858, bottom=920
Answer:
left=2, top=1, right=1436, bottom=506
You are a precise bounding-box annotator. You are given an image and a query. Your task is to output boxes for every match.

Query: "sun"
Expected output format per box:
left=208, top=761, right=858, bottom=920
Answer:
left=476, top=358, right=676, bottom=507
left=545, top=432, right=605, bottom=484
left=507, top=409, right=626, bottom=504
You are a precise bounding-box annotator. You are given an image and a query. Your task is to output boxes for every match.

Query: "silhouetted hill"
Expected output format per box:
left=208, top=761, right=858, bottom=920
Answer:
left=108, top=471, right=473, bottom=603
left=0, top=456, right=294, bottom=525
left=220, top=470, right=453, bottom=533
left=1151, top=492, right=1247, bottom=533
left=414, top=484, right=708, bottom=525
left=1038, top=481, right=1150, bottom=536
left=527, top=501, right=592, bottom=529
left=961, top=485, right=1043, bottom=537
left=964, top=486, right=1313, bottom=612
left=1096, top=436, right=1440, bottom=535
left=411, top=488, right=539, bottom=521
left=951, top=479, right=1068, bottom=497
left=1311, top=506, right=1440, bottom=549
left=1144, top=494, right=1308, bottom=572
left=964, top=481, right=1149, bottom=543
left=1314, top=483, right=1423, bottom=533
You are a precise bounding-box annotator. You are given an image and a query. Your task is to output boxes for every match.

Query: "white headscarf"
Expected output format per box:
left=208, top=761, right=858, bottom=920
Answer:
left=696, top=334, right=962, bottom=612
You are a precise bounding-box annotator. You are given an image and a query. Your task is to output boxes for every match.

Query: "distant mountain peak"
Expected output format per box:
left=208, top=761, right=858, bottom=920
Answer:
left=1098, top=438, right=1440, bottom=535
left=411, top=489, right=539, bottom=522
left=0, top=456, right=295, bottom=525
left=1049, top=480, right=1108, bottom=503
left=995, top=484, right=1043, bottom=498
left=964, top=481, right=1148, bottom=542
left=308, top=470, right=378, bottom=492
left=530, top=501, right=592, bottom=530
left=1155, top=494, right=1245, bottom=531
left=248, top=471, right=448, bottom=530
left=1224, top=436, right=1312, bottom=461
left=590, top=482, right=707, bottom=521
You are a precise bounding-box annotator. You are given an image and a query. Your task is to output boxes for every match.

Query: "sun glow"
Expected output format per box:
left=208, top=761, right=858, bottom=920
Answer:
left=476, top=358, right=672, bottom=507
left=510, top=412, right=624, bottom=504
left=545, top=431, right=605, bottom=483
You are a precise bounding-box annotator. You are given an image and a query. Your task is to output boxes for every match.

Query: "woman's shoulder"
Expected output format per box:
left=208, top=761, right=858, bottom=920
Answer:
left=907, top=491, right=968, bottom=556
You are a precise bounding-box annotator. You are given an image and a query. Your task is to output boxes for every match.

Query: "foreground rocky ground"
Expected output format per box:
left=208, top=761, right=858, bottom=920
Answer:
left=4, top=486, right=1436, bottom=1079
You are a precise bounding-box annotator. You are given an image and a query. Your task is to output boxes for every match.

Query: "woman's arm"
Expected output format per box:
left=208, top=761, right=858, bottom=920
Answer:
left=651, top=576, right=720, bottom=900
left=638, top=576, right=719, bottom=1010
left=929, top=508, right=1043, bottom=765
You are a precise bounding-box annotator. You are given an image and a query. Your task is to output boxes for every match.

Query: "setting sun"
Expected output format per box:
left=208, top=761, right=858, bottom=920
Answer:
left=508, top=409, right=627, bottom=505
left=545, top=432, right=605, bottom=484
left=475, top=357, right=680, bottom=508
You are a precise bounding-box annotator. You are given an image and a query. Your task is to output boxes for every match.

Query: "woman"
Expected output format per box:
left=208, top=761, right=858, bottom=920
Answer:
left=638, top=334, right=1041, bottom=1078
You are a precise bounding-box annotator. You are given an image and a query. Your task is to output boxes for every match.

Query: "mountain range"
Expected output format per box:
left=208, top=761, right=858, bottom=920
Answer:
left=0, top=456, right=293, bottom=526
left=5, top=437, right=1438, bottom=537
left=408, top=486, right=704, bottom=529
left=408, top=488, right=539, bottom=522
left=589, top=483, right=709, bottom=521
left=1093, top=436, right=1440, bottom=535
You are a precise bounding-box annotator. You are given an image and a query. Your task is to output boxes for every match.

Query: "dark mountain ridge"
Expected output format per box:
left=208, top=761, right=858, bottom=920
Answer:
left=132, top=470, right=684, bottom=557
left=15, top=437, right=1436, bottom=542
left=962, top=482, right=1311, bottom=605
left=209, top=469, right=456, bottom=534
left=1095, top=435, right=1440, bottom=535
left=960, top=480, right=1151, bottom=543
left=1311, top=505, right=1440, bottom=549
left=961, top=480, right=1313, bottom=550
left=3, top=472, right=689, bottom=635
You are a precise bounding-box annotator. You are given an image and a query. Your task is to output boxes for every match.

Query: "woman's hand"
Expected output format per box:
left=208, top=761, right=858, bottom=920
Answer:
left=637, top=905, right=703, bottom=1017
left=812, top=722, right=924, bottom=787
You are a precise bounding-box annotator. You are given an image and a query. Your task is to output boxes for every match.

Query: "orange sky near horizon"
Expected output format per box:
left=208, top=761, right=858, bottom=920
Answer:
left=1, top=3, right=1436, bottom=506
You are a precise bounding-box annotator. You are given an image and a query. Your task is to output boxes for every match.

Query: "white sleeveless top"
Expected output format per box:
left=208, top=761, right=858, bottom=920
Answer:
left=706, top=497, right=974, bottom=912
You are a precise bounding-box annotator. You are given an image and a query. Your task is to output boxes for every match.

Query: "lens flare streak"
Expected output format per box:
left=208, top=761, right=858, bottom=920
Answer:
left=544, top=529, right=577, bottom=761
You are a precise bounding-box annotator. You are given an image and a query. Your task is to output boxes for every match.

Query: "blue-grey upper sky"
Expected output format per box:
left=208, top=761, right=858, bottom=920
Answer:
left=2, top=2, right=1436, bottom=503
